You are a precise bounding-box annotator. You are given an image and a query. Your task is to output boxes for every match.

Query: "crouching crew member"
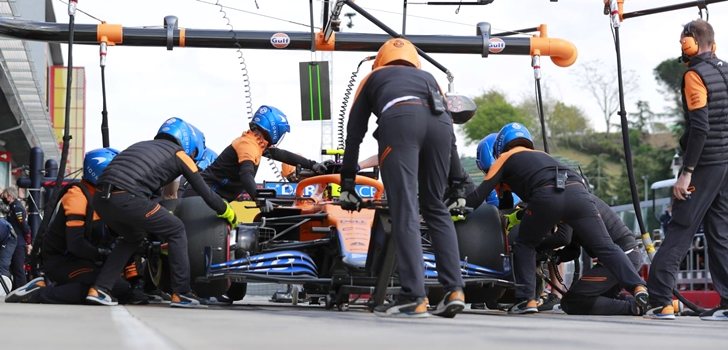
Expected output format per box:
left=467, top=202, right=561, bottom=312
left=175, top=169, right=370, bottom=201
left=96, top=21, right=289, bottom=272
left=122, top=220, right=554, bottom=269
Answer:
left=466, top=122, right=648, bottom=314
left=86, top=117, right=237, bottom=308
left=552, top=195, right=644, bottom=315
left=5, top=148, right=142, bottom=304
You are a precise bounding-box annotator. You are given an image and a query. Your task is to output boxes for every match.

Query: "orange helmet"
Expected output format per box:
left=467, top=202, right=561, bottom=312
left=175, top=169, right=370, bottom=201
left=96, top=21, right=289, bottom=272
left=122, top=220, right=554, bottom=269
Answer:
left=372, top=38, right=421, bottom=69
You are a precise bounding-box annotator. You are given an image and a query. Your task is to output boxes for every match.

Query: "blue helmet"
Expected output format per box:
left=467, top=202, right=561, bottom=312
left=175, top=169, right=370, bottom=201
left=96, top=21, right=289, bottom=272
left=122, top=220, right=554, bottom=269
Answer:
left=156, top=117, right=202, bottom=159
left=196, top=148, right=218, bottom=171
left=83, top=147, right=119, bottom=185
left=476, top=133, right=498, bottom=172
left=188, top=124, right=207, bottom=162
left=250, top=105, right=290, bottom=145
left=494, top=122, right=534, bottom=158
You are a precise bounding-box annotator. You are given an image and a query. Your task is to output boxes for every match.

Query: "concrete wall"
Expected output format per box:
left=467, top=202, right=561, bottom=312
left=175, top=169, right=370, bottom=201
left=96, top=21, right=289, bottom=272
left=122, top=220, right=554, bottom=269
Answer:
left=15, top=0, right=50, bottom=109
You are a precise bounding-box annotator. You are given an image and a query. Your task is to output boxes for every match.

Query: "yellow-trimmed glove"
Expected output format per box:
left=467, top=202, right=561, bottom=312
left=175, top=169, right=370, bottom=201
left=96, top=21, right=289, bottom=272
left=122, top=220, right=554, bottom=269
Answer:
left=217, top=201, right=238, bottom=227
left=504, top=208, right=523, bottom=233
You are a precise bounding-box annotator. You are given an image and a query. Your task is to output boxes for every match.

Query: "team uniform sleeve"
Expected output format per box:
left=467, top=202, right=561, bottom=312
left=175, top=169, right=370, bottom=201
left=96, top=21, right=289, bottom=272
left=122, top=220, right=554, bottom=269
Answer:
left=233, top=135, right=264, bottom=166
left=681, top=70, right=709, bottom=168
left=11, top=201, right=31, bottom=244
left=264, top=148, right=316, bottom=169
left=448, top=138, right=468, bottom=184
left=238, top=161, right=259, bottom=200
left=61, top=188, right=101, bottom=261
left=465, top=153, right=513, bottom=207
left=177, top=151, right=227, bottom=214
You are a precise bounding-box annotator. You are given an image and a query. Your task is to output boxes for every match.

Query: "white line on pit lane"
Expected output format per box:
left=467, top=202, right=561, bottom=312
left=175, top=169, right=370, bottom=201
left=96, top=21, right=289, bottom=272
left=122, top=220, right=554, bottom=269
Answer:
left=110, top=306, right=178, bottom=349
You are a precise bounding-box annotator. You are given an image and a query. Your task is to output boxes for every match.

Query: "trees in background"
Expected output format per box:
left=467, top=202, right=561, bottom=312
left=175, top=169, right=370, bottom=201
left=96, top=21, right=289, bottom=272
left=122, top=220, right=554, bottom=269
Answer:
left=654, top=58, right=688, bottom=135
left=577, top=60, right=639, bottom=134
left=461, top=90, right=533, bottom=144
left=460, top=61, right=678, bottom=205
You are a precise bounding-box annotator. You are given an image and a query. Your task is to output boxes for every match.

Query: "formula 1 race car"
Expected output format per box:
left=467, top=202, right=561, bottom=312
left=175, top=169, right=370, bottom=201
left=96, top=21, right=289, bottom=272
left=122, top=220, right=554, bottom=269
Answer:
left=179, top=168, right=517, bottom=310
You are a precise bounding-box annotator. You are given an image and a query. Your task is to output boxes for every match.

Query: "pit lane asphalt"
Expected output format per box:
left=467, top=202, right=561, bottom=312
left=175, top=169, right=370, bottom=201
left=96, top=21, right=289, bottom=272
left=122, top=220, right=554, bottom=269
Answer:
left=1, top=296, right=725, bottom=350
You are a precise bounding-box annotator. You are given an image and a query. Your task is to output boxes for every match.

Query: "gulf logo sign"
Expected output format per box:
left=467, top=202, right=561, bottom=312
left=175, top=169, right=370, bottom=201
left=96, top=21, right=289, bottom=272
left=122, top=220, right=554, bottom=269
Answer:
left=270, top=33, right=291, bottom=49
left=488, top=37, right=506, bottom=54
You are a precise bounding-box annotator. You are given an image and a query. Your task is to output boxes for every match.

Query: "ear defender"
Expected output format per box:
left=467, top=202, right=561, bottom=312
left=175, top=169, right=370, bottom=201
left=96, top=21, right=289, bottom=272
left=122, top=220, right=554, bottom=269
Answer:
left=681, top=22, right=700, bottom=57
left=681, top=36, right=699, bottom=56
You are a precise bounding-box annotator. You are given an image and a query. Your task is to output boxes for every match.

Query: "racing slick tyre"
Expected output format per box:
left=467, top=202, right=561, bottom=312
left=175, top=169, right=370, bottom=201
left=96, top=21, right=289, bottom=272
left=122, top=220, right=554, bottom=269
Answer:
left=176, top=196, right=231, bottom=298
left=146, top=199, right=179, bottom=293
left=453, top=203, right=508, bottom=306
left=226, top=282, right=247, bottom=302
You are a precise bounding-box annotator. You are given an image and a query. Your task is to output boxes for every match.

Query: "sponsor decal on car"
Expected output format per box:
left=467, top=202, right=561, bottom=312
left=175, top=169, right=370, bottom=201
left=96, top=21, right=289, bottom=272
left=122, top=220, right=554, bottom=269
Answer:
left=264, top=182, right=377, bottom=198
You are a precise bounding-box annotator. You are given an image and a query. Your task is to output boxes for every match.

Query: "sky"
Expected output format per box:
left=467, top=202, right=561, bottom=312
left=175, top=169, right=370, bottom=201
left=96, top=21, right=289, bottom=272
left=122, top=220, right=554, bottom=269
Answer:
left=50, top=0, right=728, bottom=181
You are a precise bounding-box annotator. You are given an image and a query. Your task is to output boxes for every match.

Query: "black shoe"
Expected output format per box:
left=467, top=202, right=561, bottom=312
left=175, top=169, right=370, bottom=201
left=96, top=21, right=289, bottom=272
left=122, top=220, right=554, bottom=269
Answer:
left=470, top=303, right=486, bottom=310
left=508, top=299, right=538, bottom=314
left=629, top=297, right=645, bottom=316
left=633, top=285, right=649, bottom=311
left=699, top=305, right=728, bottom=321
left=431, top=289, right=465, bottom=318
left=373, top=296, right=430, bottom=318
left=120, top=286, right=150, bottom=305
left=215, top=294, right=235, bottom=304
left=4, top=277, right=45, bottom=303
left=86, top=286, right=118, bottom=306
left=145, top=289, right=172, bottom=304
left=537, top=293, right=561, bottom=312
left=170, top=292, right=207, bottom=308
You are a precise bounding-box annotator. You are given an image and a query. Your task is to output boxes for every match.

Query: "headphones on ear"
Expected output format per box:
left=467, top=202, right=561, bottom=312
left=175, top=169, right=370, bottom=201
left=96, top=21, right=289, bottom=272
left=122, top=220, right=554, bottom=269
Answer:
left=681, top=23, right=700, bottom=57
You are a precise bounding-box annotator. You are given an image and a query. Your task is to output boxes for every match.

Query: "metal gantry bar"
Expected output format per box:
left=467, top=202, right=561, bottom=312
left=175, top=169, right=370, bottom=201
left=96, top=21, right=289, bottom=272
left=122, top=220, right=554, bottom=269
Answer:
left=623, top=0, right=727, bottom=20
left=0, top=18, right=577, bottom=67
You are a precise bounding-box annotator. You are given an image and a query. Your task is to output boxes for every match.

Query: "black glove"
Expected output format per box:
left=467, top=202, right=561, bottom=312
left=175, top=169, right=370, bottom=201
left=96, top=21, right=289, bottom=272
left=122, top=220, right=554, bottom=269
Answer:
left=339, top=177, right=362, bottom=211
left=97, top=247, right=112, bottom=256
left=553, top=244, right=581, bottom=265
left=311, top=161, right=328, bottom=174
left=258, top=198, right=275, bottom=213
left=97, top=248, right=112, bottom=263
left=446, top=179, right=467, bottom=211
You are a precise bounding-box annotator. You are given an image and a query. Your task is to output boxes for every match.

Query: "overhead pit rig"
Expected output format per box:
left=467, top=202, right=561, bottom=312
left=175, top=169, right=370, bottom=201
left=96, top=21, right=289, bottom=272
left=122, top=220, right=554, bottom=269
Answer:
left=0, top=18, right=577, bottom=67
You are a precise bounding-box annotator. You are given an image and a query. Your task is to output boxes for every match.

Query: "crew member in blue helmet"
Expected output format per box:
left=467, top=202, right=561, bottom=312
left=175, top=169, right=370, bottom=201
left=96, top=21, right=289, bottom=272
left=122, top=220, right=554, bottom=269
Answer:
left=5, top=148, right=143, bottom=304
left=196, top=148, right=218, bottom=171
left=86, top=117, right=237, bottom=308
left=467, top=133, right=521, bottom=209
left=466, top=122, right=648, bottom=314
left=183, top=105, right=327, bottom=201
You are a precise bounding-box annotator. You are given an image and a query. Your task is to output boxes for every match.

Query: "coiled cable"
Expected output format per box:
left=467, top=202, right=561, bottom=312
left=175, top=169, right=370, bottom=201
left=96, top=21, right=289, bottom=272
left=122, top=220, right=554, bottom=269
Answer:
left=337, top=55, right=376, bottom=150
left=214, top=0, right=254, bottom=120
left=211, top=1, right=283, bottom=181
